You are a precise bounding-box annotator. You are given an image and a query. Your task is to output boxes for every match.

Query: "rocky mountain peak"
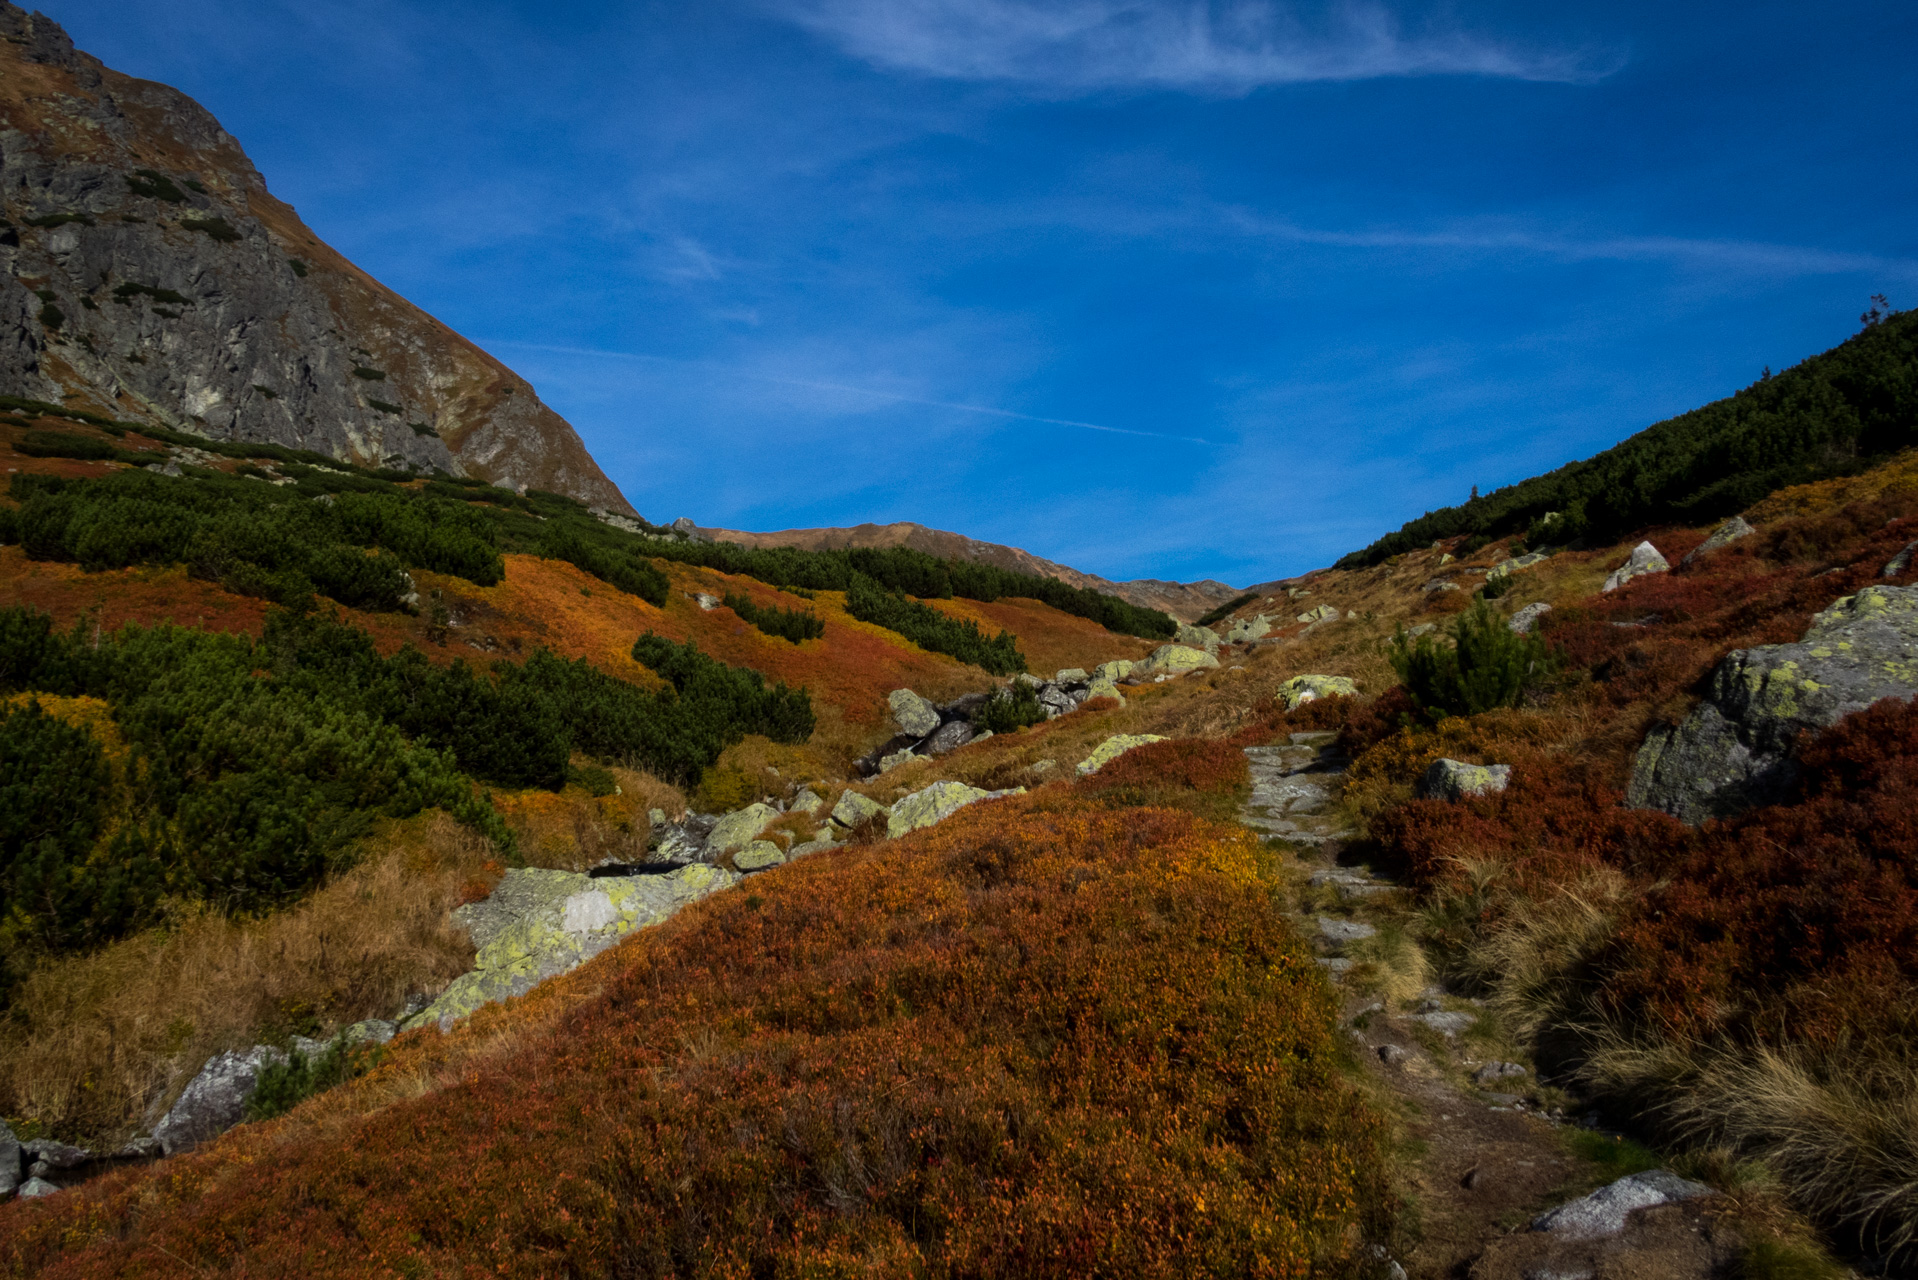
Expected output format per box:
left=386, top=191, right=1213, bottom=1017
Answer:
left=0, top=1, right=635, bottom=513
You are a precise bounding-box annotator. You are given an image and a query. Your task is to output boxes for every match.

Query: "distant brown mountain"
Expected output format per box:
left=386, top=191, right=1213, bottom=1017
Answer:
left=693, top=520, right=1243, bottom=622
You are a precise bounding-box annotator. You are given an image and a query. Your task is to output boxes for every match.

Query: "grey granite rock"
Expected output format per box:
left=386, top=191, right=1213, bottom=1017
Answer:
left=17, top=1176, right=58, bottom=1198
left=153, top=1045, right=285, bottom=1155
left=922, top=719, right=977, bottom=755
left=1885, top=539, right=1918, bottom=578
left=1508, top=602, right=1552, bottom=634
left=1629, top=586, right=1918, bottom=822
left=1602, top=541, right=1670, bottom=592
left=1421, top=759, right=1513, bottom=801
left=888, top=689, right=941, bottom=737
left=1531, top=1170, right=1711, bottom=1240
left=0, top=1120, right=18, bottom=1196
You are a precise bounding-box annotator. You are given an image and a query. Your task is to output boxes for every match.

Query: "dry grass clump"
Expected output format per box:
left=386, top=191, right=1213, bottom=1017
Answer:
left=0, top=813, right=493, bottom=1146
left=2, top=796, right=1392, bottom=1280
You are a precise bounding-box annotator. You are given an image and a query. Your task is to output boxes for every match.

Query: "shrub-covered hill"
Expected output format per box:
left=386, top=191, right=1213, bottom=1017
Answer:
left=1338, top=307, right=1918, bottom=568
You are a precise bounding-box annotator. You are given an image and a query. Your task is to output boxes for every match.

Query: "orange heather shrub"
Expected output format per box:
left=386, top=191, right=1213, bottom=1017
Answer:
left=1, top=797, right=1388, bottom=1280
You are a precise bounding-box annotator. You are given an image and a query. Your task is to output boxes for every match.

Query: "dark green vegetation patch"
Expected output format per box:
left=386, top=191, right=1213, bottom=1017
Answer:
left=846, top=574, right=1026, bottom=674
left=722, top=590, right=824, bottom=643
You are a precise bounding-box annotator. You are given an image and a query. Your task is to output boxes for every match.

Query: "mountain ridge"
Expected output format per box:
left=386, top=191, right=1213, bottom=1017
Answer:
left=0, top=3, right=635, bottom=514
left=693, top=518, right=1243, bottom=621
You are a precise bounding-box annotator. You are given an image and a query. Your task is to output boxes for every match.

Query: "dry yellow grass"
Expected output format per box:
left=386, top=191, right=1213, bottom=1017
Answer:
left=0, top=812, right=496, bottom=1146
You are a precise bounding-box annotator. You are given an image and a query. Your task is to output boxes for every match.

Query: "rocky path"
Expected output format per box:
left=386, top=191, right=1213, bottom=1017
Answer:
left=1239, top=742, right=1742, bottom=1280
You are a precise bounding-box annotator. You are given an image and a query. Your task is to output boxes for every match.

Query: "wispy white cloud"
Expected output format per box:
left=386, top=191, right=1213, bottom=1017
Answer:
left=484, top=339, right=1217, bottom=444
left=1220, top=209, right=1918, bottom=278
left=772, top=0, right=1618, bottom=92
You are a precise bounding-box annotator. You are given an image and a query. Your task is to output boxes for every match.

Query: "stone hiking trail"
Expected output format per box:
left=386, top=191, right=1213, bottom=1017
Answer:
left=1235, top=739, right=1742, bottom=1280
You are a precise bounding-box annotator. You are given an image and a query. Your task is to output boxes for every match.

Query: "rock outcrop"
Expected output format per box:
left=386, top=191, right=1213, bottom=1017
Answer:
left=1507, top=602, right=1552, bottom=634
left=1532, top=1170, right=1711, bottom=1240
left=403, top=865, right=736, bottom=1032
left=0, top=4, right=633, bottom=512
left=1076, top=734, right=1166, bottom=775
left=152, top=1046, right=284, bottom=1156
left=1629, top=586, right=1918, bottom=822
left=1277, top=675, right=1357, bottom=710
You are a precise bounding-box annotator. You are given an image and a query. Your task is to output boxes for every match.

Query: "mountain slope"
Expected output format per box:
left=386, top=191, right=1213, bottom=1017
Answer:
left=697, top=519, right=1242, bottom=621
left=1339, top=309, right=1917, bottom=567
left=0, top=4, right=634, bottom=513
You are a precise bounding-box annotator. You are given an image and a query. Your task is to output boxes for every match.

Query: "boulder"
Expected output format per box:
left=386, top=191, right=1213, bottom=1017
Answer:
left=922, top=720, right=976, bottom=755
left=1093, top=659, right=1135, bottom=683
left=705, top=803, right=777, bottom=856
left=1488, top=550, right=1550, bottom=579
left=1421, top=758, right=1512, bottom=801
left=1054, top=667, right=1089, bottom=684
left=888, top=780, right=1009, bottom=839
left=0, top=1120, right=19, bottom=1196
left=17, top=1177, right=58, bottom=1198
left=401, top=864, right=737, bottom=1032
left=1036, top=683, right=1081, bottom=717
left=939, top=691, right=994, bottom=722
left=1318, top=917, right=1376, bottom=945
left=1532, top=1170, right=1711, bottom=1240
left=1602, top=541, right=1670, bottom=592
left=1297, top=604, right=1340, bottom=625
left=1507, top=602, right=1552, bottom=634
left=1175, top=622, right=1221, bottom=652
left=787, top=837, right=836, bottom=859
left=693, top=592, right=721, bottom=610
left=878, top=748, right=918, bottom=773
left=342, top=1019, right=396, bottom=1046
left=1139, top=644, right=1220, bottom=676
left=831, top=790, right=886, bottom=829
left=21, top=1139, right=90, bottom=1170
left=1423, top=579, right=1459, bottom=593
left=1885, top=539, right=1918, bottom=578
left=1223, top=614, right=1271, bottom=644
left=1628, top=586, right=1918, bottom=822
left=789, top=788, right=825, bottom=816
left=1082, top=677, right=1125, bottom=706
left=1439, top=553, right=1455, bottom=565
left=733, top=841, right=786, bottom=873
left=1474, top=1062, right=1529, bottom=1086
left=1277, top=675, right=1357, bottom=710
left=1076, top=733, right=1167, bottom=775
left=1014, top=672, right=1043, bottom=689
left=1682, top=515, right=1755, bottom=567
left=153, top=1046, right=286, bottom=1155
left=888, top=688, right=941, bottom=737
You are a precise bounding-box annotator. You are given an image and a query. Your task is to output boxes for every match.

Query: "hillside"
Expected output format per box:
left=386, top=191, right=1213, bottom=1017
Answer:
left=698, top=518, right=1244, bottom=621
left=0, top=4, right=632, bottom=513
left=1340, top=308, right=1918, bottom=568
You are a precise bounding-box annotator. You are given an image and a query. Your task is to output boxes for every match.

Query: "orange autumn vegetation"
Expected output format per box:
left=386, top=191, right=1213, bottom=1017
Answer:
left=1, top=795, right=1389, bottom=1279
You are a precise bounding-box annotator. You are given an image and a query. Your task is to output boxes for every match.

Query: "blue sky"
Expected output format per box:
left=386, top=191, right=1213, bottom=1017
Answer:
left=45, top=0, right=1918, bottom=586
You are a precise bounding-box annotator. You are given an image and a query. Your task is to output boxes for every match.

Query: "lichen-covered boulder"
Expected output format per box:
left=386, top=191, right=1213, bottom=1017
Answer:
left=1277, top=675, right=1357, bottom=710
left=888, top=780, right=996, bottom=838
left=1094, top=659, right=1135, bottom=683
left=790, top=788, right=825, bottom=815
left=1224, top=614, right=1271, bottom=644
left=1532, top=1170, right=1710, bottom=1240
left=1603, top=541, right=1670, bottom=592
left=1507, top=602, right=1552, bottom=635
left=1629, top=586, right=1918, bottom=822
left=1139, top=644, right=1219, bottom=676
left=705, top=803, right=776, bottom=856
left=888, top=688, right=941, bottom=737
left=1174, top=623, right=1221, bottom=652
left=1421, top=758, right=1512, bottom=801
left=1488, top=550, right=1549, bottom=580
left=1297, top=603, right=1341, bottom=625
left=733, top=841, right=786, bottom=872
left=1682, top=516, right=1755, bottom=567
left=153, top=1046, right=286, bottom=1155
left=1083, top=676, right=1125, bottom=706
left=1054, top=667, right=1089, bottom=684
left=1885, top=539, right=1918, bottom=578
left=403, top=864, right=737, bottom=1032
left=17, top=1177, right=58, bottom=1198
left=831, top=790, right=885, bottom=829
left=1076, top=734, right=1167, bottom=775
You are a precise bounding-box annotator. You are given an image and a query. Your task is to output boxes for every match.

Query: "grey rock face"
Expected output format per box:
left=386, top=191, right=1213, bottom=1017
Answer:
left=1682, top=516, right=1755, bottom=567
left=1174, top=622, right=1221, bottom=652
left=1318, top=916, right=1376, bottom=945
left=0, top=4, right=632, bottom=512
left=0, top=1120, right=19, bottom=1195
left=1420, top=759, right=1512, bottom=801
left=1629, top=586, right=1918, bottom=822
left=1602, top=541, right=1670, bottom=592
left=153, top=1045, right=285, bottom=1155
left=1532, top=1170, right=1711, bottom=1240
left=20, top=1138, right=90, bottom=1170
left=17, top=1176, right=59, bottom=1198
left=888, top=688, right=941, bottom=738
